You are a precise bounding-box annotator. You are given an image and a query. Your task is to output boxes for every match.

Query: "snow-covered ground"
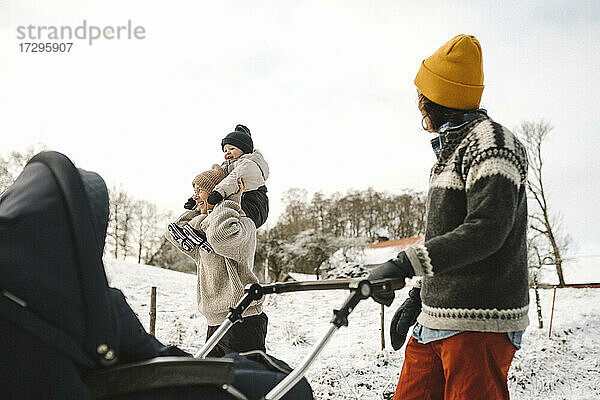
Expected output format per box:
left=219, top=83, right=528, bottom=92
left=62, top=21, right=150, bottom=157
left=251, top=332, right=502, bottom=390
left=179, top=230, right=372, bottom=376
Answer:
left=104, top=258, right=600, bottom=400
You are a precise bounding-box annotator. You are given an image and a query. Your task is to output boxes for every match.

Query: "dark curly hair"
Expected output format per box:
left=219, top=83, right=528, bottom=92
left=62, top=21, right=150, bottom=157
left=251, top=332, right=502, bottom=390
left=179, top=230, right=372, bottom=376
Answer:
left=418, top=93, right=476, bottom=132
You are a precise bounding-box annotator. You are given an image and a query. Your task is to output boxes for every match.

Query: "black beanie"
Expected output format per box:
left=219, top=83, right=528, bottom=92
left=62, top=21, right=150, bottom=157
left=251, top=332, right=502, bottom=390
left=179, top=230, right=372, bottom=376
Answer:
left=221, top=124, right=253, bottom=154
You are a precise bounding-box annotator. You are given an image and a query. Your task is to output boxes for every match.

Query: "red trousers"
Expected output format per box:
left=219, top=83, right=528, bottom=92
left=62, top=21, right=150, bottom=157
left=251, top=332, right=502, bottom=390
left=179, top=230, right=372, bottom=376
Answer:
left=393, top=332, right=516, bottom=400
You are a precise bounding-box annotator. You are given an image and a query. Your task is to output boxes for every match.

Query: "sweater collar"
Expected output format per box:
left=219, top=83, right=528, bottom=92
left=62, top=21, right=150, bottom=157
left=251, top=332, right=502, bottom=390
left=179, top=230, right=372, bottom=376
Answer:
left=431, top=109, right=488, bottom=159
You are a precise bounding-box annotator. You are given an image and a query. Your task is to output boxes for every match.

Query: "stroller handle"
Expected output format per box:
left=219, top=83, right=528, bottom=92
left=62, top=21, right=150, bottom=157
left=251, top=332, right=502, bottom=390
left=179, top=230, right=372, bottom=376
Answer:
left=255, top=277, right=406, bottom=296
left=194, top=278, right=405, bottom=359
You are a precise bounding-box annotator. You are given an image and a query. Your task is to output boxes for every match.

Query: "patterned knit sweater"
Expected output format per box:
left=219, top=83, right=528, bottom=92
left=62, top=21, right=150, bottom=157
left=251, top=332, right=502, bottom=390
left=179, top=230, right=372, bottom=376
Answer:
left=166, top=195, right=263, bottom=326
left=405, top=116, right=530, bottom=332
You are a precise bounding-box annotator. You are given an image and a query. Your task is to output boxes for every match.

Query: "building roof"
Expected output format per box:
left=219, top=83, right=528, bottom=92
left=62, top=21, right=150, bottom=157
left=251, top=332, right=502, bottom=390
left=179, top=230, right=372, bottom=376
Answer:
left=367, top=236, right=425, bottom=249
left=364, top=236, right=424, bottom=266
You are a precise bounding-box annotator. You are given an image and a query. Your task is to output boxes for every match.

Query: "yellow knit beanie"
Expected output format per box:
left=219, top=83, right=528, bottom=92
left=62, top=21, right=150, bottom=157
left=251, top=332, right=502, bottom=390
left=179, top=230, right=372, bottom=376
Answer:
left=414, top=34, right=484, bottom=110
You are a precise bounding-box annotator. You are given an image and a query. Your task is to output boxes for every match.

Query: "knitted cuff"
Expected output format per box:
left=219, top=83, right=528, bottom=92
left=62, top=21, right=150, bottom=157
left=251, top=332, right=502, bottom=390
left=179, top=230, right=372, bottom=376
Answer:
left=405, top=245, right=434, bottom=277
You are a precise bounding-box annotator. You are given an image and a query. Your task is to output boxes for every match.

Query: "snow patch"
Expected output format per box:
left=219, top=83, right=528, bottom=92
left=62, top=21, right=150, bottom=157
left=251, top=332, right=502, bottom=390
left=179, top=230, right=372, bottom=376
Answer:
left=104, top=256, right=600, bottom=399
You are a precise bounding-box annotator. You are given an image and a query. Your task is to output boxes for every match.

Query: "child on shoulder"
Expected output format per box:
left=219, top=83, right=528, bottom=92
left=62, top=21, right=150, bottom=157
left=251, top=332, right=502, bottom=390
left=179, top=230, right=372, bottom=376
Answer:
left=168, top=124, right=269, bottom=252
left=209, top=124, right=269, bottom=229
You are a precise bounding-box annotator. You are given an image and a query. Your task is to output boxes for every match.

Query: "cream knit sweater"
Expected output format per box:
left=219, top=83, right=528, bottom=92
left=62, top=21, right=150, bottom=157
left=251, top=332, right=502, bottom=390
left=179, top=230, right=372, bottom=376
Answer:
left=166, top=195, right=263, bottom=325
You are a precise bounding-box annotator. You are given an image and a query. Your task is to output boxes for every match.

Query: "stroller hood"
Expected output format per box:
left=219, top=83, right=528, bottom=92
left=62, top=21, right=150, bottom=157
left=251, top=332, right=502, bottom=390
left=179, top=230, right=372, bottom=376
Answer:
left=78, top=168, right=110, bottom=251
left=0, top=151, right=117, bottom=367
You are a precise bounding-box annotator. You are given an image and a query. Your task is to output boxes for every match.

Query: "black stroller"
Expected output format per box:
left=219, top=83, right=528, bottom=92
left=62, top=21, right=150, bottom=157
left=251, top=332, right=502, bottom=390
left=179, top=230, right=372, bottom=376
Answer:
left=84, top=277, right=403, bottom=400
left=0, top=151, right=403, bottom=400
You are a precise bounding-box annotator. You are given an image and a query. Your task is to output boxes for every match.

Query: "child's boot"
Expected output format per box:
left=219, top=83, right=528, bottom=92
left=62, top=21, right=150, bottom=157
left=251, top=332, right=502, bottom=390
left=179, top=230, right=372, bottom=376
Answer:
left=168, top=223, right=196, bottom=252
left=182, top=224, right=214, bottom=253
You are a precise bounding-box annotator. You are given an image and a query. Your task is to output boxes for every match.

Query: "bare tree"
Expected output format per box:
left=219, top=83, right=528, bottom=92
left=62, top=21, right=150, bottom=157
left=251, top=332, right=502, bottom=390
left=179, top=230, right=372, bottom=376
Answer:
left=527, top=233, right=545, bottom=328
left=338, top=193, right=363, bottom=237
left=132, top=200, right=164, bottom=264
left=379, top=191, right=426, bottom=239
left=148, top=235, right=197, bottom=273
left=517, top=120, right=570, bottom=287
left=362, top=188, right=382, bottom=240
left=107, top=185, right=134, bottom=259
left=278, top=188, right=311, bottom=236
left=146, top=208, right=197, bottom=272
left=326, top=192, right=345, bottom=237
left=310, top=191, right=329, bottom=233
left=255, top=231, right=289, bottom=281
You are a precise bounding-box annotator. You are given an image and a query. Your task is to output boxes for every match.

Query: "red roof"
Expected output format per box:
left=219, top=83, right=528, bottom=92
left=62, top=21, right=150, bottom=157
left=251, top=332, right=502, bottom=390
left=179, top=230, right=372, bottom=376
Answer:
left=367, top=236, right=424, bottom=249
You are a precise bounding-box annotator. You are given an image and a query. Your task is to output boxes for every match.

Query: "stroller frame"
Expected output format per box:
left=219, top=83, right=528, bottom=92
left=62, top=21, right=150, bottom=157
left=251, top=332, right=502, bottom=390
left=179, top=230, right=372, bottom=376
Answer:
left=194, top=277, right=405, bottom=400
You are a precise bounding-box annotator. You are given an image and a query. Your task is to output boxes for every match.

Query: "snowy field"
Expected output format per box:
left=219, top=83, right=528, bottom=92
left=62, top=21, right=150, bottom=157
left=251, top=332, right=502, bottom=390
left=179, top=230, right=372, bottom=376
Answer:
left=104, top=258, right=600, bottom=400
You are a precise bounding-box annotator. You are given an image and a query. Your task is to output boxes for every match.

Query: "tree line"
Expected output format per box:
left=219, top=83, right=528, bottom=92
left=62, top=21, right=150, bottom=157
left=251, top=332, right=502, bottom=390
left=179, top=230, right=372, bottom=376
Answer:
left=255, top=188, right=427, bottom=281
left=104, top=185, right=194, bottom=272
left=1, top=119, right=572, bottom=288
left=105, top=186, right=427, bottom=280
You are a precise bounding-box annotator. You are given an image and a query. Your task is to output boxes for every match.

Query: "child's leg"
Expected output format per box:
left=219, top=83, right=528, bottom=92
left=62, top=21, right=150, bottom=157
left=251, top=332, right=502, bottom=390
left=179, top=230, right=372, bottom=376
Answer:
left=181, top=215, right=212, bottom=252
left=182, top=227, right=213, bottom=253
left=218, top=313, right=268, bottom=355
left=241, top=186, right=269, bottom=228
left=167, top=214, right=212, bottom=252
left=188, top=215, right=205, bottom=232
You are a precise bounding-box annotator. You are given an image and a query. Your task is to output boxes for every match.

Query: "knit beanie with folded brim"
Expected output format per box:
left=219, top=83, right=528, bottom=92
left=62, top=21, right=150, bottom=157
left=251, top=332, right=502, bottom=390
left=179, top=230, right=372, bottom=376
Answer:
left=221, top=124, right=253, bottom=154
left=192, top=164, right=227, bottom=193
left=414, top=34, right=484, bottom=110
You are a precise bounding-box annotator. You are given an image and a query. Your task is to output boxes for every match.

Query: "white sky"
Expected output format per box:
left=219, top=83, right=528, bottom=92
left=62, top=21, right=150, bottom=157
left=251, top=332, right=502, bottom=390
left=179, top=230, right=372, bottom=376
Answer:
left=1, top=0, right=599, bottom=256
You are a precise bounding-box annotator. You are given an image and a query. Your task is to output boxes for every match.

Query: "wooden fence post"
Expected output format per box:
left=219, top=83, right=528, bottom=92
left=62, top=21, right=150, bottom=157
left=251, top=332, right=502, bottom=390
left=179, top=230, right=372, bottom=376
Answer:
left=533, top=274, right=543, bottom=329
left=381, top=304, right=385, bottom=350
left=548, top=286, right=557, bottom=338
left=150, top=286, right=157, bottom=336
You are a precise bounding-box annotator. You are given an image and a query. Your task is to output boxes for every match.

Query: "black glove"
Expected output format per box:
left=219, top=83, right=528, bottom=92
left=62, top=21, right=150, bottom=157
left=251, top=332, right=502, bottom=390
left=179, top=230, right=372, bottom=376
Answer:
left=184, top=197, right=196, bottom=210
left=367, top=251, right=415, bottom=306
left=390, top=287, right=421, bottom=350
left=207, top=191, right=223, bottom=205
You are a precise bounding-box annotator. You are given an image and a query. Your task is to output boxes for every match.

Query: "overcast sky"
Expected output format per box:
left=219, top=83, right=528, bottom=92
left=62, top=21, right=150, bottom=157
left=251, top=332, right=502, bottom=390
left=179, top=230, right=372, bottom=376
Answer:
left=1, top=0, right=599, bottom=256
